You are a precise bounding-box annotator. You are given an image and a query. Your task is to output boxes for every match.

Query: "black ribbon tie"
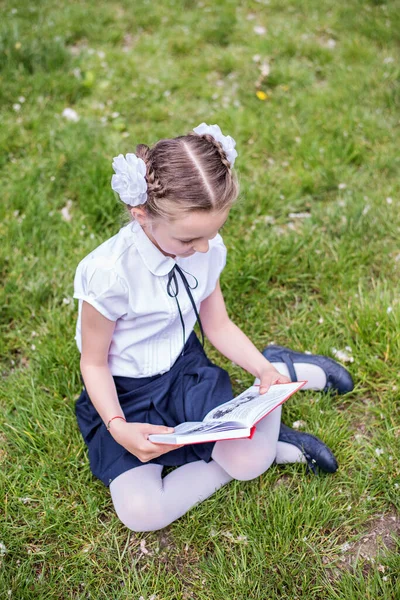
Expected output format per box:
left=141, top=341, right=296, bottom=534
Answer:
left=167, top=264, right=205, bottom=355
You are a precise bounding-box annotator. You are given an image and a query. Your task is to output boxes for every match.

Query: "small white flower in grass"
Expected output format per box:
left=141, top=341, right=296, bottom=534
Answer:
left=292, top=420, right=306, bottom=430
left=387, top=307, right=393, bottom=314
left=295, top=136, right=301, bottom=144
left=247, top=13, right=256, bottom=21
left=31, top=344, right=36, bottom=351
left=260, top=62, right=270, bottom=77
left=97, top=50, right=105, bottom=59
left=341, top=542, right=351, bottom=552
left=253, top=25, right=266, bottom=35
left=61, top=199, right=73, bottom=222
left=62, top=108, right=80, bottom=122
left=326, top=39, right=336, bottom=49
left=318, top=317, right=324, bottom=324
left=338, top=183, right=347, bottom=190
left=386, top=197, right=393, bottom=204
left=18, top=96, right=25, bottom=103
left=305, top=350, right=312, bottom=355
left=395, top=483, right=399, bottom=489
left=345, top=345, right=352, bottom=352
left=111, top=111, right=120, bottom=118
left=63, top=297, right=72, bottom=305
left=347, top=505, right=352, bottom=511
left=19, top=497, right=35, bottom=503
left=288, top=212, right=311, bottom=219
left=362, top=205, right=370, bottom=216
left=331, top=348, right=354, bottom=363
left=0, top=542, right=6, bottom=555
left=383, top=57, right=394, bottom=64
left=383, top=576, right=388, bottom=582
left=375, top=448, right=384, bottom=456
left=252, top=54, right=261, bottom=62
left=210, top=528, right=217, bottom=537
left=13, top=103, right=21, bottom=111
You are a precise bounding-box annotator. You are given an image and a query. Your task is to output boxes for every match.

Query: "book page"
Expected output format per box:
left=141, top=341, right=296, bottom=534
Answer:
left=172, top=420, right=243, bottom=436
left=204, top=383, right=303, bottom=428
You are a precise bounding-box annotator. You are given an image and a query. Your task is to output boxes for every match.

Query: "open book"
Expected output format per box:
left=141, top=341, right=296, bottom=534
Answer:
left=149, top=381, right=306, bottom=445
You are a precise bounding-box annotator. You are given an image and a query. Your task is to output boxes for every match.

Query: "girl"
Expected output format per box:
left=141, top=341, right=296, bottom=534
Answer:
left=73, top=123, right=353, bottom=532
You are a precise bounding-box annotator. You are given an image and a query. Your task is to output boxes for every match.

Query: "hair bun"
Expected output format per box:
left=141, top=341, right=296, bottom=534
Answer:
left=135, top=144, right=151, bottom=163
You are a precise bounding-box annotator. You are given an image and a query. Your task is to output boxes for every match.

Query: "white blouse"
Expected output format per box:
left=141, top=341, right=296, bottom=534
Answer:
left=73, top=220, right=227, bottom=378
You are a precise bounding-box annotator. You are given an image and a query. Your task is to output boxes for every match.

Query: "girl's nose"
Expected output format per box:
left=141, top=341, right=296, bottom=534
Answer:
left=193, top=239, right=209, bottom=253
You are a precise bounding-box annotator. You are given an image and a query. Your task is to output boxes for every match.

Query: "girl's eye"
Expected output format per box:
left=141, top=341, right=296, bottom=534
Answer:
left=180, top=224, right=226, bottom=244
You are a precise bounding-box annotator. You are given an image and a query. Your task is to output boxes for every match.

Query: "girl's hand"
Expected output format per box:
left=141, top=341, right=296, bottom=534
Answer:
left=258, top=366, right=291, bottom=394
left=109, top=420, right=184, bottom=462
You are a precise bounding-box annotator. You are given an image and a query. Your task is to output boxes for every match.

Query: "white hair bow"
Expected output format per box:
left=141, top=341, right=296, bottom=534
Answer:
left=111, top=153, right=147, bottom=206
left=193, top=122, right=238, bottom=167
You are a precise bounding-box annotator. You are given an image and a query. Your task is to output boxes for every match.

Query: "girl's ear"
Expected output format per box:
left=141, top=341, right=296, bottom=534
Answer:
left=130, top=206, right=148, bottom=226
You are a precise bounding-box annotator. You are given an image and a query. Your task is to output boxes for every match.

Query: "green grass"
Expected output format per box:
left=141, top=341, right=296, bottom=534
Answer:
left=1, top=0, right=399, bottom=598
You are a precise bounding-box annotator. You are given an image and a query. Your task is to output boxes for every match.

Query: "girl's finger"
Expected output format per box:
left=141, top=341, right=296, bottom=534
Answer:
left=259, top=382, right=272, bottom=394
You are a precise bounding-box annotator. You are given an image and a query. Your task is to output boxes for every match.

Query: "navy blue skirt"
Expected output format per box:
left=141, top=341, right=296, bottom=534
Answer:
left=75, top=332, right=233, bottom=487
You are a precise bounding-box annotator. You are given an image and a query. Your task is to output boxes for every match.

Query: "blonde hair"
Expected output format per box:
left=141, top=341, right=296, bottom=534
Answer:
left=126, top=131, right=239, bottom=221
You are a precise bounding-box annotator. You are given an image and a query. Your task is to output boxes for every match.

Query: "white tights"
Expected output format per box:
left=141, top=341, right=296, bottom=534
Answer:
left=109, top=405, right=306, bottom=532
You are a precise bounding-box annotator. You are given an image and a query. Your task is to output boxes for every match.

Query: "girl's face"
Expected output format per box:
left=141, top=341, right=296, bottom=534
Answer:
left=132, top=207, right=230, bottom=258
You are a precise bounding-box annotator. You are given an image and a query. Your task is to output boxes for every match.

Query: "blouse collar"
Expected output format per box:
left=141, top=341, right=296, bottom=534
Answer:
left=130, top=220, right=177, bottom=277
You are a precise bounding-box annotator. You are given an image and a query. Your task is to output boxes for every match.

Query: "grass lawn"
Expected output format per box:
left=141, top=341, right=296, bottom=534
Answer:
left=1, top=0, right=399, bottom=598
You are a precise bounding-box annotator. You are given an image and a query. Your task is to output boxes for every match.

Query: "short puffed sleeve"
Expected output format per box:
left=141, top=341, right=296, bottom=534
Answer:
left=203, top=233, right=227, bottom=298
left=73, top=257, right=129, bottom=322
left=214, top=233, right=227, bottom=275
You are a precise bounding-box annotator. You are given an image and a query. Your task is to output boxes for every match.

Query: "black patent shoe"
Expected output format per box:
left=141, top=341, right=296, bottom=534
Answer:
left=278, top=423, right=338, bottom=474
left=262, top=345, right=354, bottom=394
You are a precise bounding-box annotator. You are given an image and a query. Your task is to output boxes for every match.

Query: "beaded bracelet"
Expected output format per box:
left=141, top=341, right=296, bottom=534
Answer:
left=106, top=416, right=126, bottom=430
